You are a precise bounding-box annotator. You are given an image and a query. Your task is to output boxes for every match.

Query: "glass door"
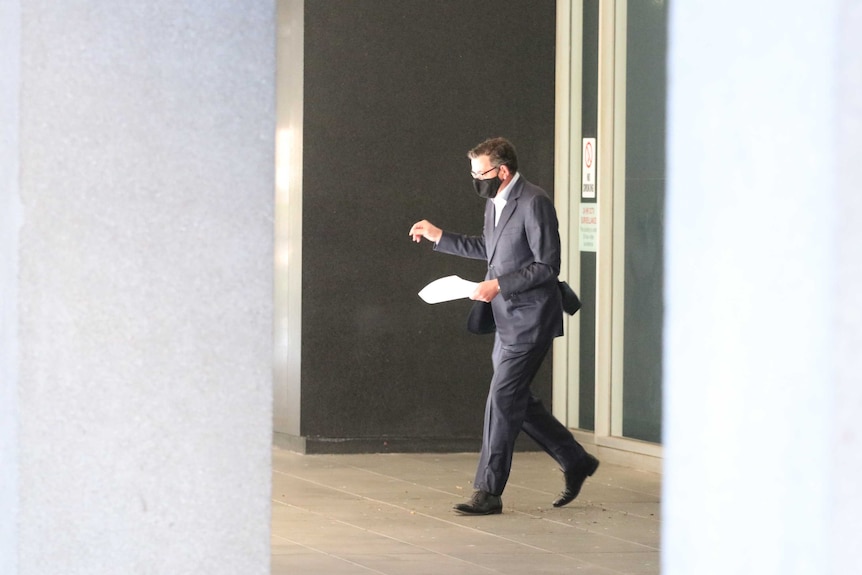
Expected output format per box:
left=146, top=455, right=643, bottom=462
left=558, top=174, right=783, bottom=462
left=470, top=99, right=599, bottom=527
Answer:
left=554, top=0, right=666, bottom=458
left=598, top=0, right=666, bottom=450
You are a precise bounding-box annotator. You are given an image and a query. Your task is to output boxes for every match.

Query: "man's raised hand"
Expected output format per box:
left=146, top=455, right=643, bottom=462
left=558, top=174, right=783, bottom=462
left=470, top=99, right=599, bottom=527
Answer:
left=409, top=220, right=442, bottom=244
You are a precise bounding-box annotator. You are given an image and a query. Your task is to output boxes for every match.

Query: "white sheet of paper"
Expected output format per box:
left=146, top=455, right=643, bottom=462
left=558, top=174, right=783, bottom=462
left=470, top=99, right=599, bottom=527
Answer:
left=418, top=275, right=479, bottom=304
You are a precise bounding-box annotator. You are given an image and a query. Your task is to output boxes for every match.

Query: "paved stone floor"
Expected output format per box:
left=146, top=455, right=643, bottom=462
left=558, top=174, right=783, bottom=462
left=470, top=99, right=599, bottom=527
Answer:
left=271, top=448, right=660, bottom=574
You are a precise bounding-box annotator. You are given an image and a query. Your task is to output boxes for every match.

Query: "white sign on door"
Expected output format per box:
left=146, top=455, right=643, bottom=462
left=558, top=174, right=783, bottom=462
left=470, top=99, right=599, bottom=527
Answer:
left=579, top=203, right=598, bottom=252
left=582, top=138, right=596, bottom=199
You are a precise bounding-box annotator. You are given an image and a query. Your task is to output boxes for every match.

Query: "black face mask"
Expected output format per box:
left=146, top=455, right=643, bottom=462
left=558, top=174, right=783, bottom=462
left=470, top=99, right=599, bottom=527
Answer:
left=472, top=176, right=503, bottom=199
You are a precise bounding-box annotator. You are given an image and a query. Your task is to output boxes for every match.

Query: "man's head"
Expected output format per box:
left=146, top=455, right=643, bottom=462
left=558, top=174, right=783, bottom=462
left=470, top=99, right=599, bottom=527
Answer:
left=468, top=137, right=519, bottom=175
left=467, top=137, right=518, bottom=198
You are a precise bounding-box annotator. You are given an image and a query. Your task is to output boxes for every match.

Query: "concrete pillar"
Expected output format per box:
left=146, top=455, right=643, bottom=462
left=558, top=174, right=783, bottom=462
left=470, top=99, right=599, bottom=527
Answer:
left=273, top=0, right=302, bottom=446
left=1, top=1, right=23, bottom=571
left=0, top=2, right=275, bottom=573
left=664, top=1, right=862, bottom=573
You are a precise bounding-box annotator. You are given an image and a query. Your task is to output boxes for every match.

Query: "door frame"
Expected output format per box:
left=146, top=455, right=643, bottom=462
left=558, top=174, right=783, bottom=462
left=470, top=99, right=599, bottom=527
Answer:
left=553, top=0, right=663, bottom=471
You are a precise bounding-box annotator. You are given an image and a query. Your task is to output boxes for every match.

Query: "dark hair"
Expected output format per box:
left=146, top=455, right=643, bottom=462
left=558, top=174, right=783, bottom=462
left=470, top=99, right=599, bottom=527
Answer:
left=467, top=137, right=519, bottom=173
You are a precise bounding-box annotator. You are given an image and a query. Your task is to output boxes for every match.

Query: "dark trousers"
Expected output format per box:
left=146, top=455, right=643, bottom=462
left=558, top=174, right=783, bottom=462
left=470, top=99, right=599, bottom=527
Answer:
left=474, top=336, right=588, bottom=496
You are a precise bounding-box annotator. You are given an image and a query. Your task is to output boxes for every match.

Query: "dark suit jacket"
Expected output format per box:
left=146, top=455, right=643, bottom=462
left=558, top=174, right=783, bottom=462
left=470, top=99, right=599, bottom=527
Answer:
left=435, top=176, right=563, bottom=345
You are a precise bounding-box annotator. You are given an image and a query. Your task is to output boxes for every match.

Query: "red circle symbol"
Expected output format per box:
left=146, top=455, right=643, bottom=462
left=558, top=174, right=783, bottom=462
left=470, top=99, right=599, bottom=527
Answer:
left=585, top=141, right=593, bottom=169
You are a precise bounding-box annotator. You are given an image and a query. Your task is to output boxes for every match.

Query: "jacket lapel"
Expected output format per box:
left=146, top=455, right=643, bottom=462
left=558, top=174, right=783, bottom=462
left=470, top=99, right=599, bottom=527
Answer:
left=483, top=200, right=495, bottom=252
left=487, top=178, right=523, bottom=262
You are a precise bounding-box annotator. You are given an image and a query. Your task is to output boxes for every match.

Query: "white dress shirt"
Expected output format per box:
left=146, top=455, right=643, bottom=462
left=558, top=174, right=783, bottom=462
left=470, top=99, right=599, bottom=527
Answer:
left=493, top=172, right=520, bottom=226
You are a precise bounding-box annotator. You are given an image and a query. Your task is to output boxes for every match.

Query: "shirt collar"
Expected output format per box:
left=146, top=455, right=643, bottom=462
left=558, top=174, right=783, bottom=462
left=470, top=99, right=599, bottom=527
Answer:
left=495, top=172, right=519, bottom=203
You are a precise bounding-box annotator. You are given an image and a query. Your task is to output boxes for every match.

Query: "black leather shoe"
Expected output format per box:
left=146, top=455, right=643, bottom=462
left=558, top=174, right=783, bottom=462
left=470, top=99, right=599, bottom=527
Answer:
left=553, top=453, right=600, bottom=508
left=453, top=490, right=503, bottom=515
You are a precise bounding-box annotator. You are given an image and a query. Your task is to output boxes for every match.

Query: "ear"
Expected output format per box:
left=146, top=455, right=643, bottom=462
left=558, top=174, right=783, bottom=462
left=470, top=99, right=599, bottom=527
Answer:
left=499, top=164, right=511, bottom=180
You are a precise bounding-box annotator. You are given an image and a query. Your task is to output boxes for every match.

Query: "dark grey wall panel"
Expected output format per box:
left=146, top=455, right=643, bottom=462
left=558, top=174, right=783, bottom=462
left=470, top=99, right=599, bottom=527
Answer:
left=299, top=0, right=557, bottom=451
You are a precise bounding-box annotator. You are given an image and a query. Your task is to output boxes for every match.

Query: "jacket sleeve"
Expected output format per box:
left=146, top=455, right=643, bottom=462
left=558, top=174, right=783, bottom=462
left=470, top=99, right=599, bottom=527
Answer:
left=434, top=230, right=487, bottom=261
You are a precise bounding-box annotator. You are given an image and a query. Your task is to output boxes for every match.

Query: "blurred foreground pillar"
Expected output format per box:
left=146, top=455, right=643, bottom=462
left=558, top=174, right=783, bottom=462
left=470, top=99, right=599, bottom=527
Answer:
left=664, top=2, right=862, bottom=574
left=0, top=1, right=275, bottom=573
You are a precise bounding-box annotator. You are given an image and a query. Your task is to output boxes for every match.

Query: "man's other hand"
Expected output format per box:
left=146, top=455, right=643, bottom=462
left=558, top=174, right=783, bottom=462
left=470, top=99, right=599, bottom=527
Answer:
left=470, top=279, right=500, bottom=303
left=409, top=220, right=442, bottom=243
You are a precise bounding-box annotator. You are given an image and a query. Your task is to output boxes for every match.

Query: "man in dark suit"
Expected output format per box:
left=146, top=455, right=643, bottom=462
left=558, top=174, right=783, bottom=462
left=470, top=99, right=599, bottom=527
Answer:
left=409, top=137, right=599, bottom=515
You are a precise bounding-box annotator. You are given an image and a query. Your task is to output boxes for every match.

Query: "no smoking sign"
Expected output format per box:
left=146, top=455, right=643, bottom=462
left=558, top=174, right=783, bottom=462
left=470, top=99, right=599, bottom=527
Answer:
left=582, top=138, right=596, bottom=199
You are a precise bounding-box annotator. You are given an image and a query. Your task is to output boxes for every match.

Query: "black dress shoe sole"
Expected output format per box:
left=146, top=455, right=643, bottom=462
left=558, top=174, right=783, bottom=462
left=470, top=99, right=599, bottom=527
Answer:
left=453, top=505, right=503, bottom=516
